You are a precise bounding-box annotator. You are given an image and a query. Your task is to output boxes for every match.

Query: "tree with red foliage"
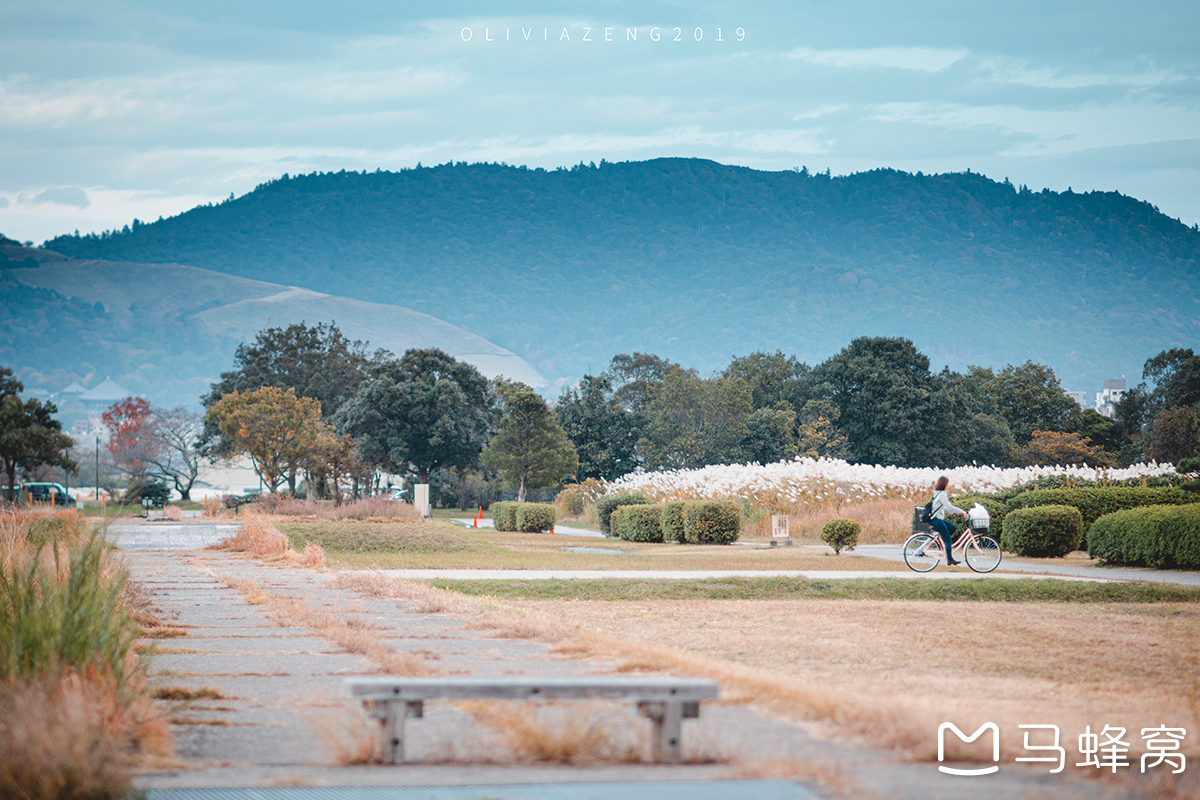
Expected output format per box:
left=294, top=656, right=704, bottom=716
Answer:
left=102, top=396, right=154, bottom=477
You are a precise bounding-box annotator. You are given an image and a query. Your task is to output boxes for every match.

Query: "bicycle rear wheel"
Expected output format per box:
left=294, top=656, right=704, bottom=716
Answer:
left=903, top=533, right=940, bottom=572
left=964, top=535, right=1001, bottom=573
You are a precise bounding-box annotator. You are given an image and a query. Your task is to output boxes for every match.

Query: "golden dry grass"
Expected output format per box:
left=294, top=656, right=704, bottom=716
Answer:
left=506, top=597, right=1200, bottom=762
left=742, top=498, right=915, bottom=544
left=209, top=513, right=325, bottom=568
left=458, top=700, right=646, bottom=764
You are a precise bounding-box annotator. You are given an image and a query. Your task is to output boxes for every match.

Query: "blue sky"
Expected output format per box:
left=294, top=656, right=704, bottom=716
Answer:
left=2, top=1, right=1198, bottom=243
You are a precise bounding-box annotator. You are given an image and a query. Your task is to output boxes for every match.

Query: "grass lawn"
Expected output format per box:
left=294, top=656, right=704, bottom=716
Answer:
left=433, top=575, right=1200, bottom=603
left=275, top=517, right=904, bottom=571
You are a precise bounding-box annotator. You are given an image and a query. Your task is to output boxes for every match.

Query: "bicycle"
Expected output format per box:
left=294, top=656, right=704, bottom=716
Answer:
left=903, top=502, right=1001, bottom=573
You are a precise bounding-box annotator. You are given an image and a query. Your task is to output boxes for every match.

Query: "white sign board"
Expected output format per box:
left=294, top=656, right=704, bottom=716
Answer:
left=414, top=484, right=431, bottom=518
left=771, top=515, right=790, bottom=539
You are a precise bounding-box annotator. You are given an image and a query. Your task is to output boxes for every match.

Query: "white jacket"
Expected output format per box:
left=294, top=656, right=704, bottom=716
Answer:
left=931, top=490, right=965, bottom=520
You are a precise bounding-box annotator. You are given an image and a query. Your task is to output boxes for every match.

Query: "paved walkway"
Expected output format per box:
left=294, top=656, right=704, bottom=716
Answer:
left=109, top=519, right=1152, bottom=799
left=363, top=568, right=1111, bottom=583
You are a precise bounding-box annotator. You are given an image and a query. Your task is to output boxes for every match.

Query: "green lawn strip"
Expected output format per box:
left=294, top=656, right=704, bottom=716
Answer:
left=277, top=519, right=488, bottom=555
left=430, top=576, right=1200, bottom=603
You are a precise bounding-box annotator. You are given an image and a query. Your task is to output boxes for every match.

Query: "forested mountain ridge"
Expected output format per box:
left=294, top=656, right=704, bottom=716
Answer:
left=43, top=159, right=1200, bottom=389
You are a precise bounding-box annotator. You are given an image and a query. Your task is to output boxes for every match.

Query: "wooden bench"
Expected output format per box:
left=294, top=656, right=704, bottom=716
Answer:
left=346, top=676, right=719, bottom=764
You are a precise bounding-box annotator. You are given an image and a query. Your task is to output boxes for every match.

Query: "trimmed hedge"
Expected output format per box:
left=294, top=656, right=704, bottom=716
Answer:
left=596, top=493, right=650, bottom=536
left=683, top=501, right=741, bottom=545
left=1002, top=505, right=1083, bottom=558
left=611, top=504, right=665, bottom=542
left=491, top=501, right=519, bottom=532
left=1088, top=505, right=1200, bottom=569
left=515, top=503, right=556, bottom=533
left=1005, top=487, right=1200, bottom=530
left=955, top=494, right=1008, bottom=532
left=820, top=518, right=860, bottom=555
left=660, top=501, right=689, bottom=544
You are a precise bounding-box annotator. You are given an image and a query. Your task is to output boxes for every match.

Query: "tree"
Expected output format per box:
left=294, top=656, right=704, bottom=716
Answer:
left=725, top=351, right=811, bottom=412
left=794, top=400, right=854, bottom=460
left=1144, top=348, right=1200, bottom=413
left=102, top=396, right=154, bottom=478
left=202, top=321, right=381, bottom=455
left=206, top=387, right=322, bottom=494
left=1010, top=430, right=1114, bottom=467
left=745, top=405, right=797, bottom=464
left=306, top=423, right=363, bottom=505
left=638, top=367, right=752, bottom=470
left=334, top=348, right=495, bottom=483
left=1144, top=406, right=1199, bottom=465
left=554, top=374, right=640, bottom=480
left=142, top=407, right=205, bottom=500
left=810, top=337, right=955, bottom=467
left=481, top=382, right=579, bottom=502
left=607, top=352, right=676, bottom=414
left=974, top=361, right=1081, bottom=443
left=0, top=367, right=76, bottom=500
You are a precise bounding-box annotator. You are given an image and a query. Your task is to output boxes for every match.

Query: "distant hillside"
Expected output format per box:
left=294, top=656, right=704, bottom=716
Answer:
left=0, top=241, right=543, bottom=411
left=42, top=159, right=1200, bottom=390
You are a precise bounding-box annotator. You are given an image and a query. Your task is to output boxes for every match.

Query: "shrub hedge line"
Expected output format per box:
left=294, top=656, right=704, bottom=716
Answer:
left=1002, top=505, right=1083, bottom=558
left=492, top=501, right=556, bottom=532
left=596, top=493, right=649, bottom=536
left=605, top=500, right=742, bottom=545
left=1088, top=505, right=1200, bottom=569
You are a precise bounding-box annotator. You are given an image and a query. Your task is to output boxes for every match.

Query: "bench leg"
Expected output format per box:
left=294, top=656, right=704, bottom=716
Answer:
left=638, top=700, right=689, bottom=763
left=380, top=700, right=424, bottom=763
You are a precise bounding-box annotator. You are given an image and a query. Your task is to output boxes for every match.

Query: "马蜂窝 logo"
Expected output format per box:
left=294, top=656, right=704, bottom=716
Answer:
left=938, top=722, right=1000, bottom=776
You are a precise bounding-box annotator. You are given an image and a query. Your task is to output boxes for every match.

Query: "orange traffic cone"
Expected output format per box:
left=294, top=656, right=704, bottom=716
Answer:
left=474, top=505, right=481, bottom=528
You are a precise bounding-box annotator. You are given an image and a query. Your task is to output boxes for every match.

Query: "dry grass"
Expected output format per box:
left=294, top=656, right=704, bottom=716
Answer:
left=326, top=571, right=1200, bottom=767
left=209, top=571, right=435, bottom=676
left=253, top=495, right=421, bottom=522
left=162, top=505, right=182, bottom=521
left=308, top=705, right=381, bottom=765
left=201, top=496, right=223, bottom=518
left=0, top=671, right=172, bottom=800
left=742, top=497, right=915, bottom=544
left=459, top=701, right=646, bottom=763
left=209, top=513, right=324, bottom=568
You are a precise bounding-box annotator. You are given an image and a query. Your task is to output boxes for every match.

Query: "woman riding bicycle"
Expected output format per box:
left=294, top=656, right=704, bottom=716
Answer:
left=929, top=475, right=965, bottom=566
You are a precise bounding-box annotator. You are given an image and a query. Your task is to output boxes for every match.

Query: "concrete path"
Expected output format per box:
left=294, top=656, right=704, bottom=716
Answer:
left=453, top=518, right=604, bottom=538
left=362, top=568, right=1111, bottom=583
left=848, top=544, right=1200, bottom=586
left=109, top=519, right=1153, bottom=799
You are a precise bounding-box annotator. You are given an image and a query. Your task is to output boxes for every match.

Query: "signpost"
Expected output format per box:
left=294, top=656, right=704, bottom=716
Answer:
left=414, top=484, right=431, bottom=518
left=770, top=514, right=792, bottom=547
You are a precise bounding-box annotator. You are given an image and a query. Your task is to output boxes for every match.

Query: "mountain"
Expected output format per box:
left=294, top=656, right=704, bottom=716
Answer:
left=0, top=239, right=544, bottom=411
left=41, top=158, right=1200, bottom=393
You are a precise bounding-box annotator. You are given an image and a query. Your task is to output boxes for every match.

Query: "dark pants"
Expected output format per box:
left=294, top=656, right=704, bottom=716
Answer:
left=929, top=518, right=956, bottom=561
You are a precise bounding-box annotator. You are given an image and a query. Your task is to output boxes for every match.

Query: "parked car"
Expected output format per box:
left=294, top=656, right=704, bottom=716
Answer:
left=20, top=482, right=75, bottom=506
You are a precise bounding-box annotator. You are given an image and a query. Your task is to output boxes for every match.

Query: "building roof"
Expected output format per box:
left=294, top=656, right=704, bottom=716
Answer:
left=60, top=381, right=87, bottom=394
left=79, top=378, right=130, bottom=403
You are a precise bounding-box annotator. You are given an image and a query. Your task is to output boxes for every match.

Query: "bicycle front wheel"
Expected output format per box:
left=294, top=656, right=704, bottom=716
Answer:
left=964, top=535, right=1001, bottom=573
left=903, top=533, right=940, bottom=572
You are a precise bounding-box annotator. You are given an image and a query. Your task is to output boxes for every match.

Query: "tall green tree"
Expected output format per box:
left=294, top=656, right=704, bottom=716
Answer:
left=334, top=348, right=495, bottom=483
left=971, top=361, right=1081, bottom=443
left=554, top=374, right=639, bottom=480
left=638, top=367, right=752, bottom=470
left=482, top=382, right=579, bottom=502
left=202, top=321, right=382, bottom=455
left=0, top=367, right=76, bottom=499
left=606, top=352, right=676, bottom=415
left=725, top=351, right=811, bottom=412
left=811, top=337, right=959, bottom=467
left=1144, top=348, right=1200, bottom=412
left=744, top=405, right=798, bottom=464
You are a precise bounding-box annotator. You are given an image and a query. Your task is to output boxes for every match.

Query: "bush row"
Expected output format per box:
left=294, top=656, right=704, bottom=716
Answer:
left=608, top=501, right=742, bottom=545
left=491, top=501, right=556, bottom=532
left=1002, top=505, right=1083, bottom=558
left=596, top=493, right=649, bottom=535
left=1087, top=505, right=1200, bottom=569
left=961, top=485, right=1200, bottom=554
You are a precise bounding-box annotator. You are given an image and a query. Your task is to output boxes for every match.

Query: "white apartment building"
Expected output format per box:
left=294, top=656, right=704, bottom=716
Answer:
left=1096, top=379, right=1126, bottom=418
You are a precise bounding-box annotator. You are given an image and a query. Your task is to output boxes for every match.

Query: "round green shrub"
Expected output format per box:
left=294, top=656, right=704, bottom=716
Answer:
left=515, top=502, right=556, bottom=533
left=596, top=493, right=649, bottom=536
left=1001, top=505, right=1083, bottom=557
left=660, top=501, right=689, bottom=544
left=490, top=501, right=518, bottom=532
left=611, top=504, right=664, bottom=542
left=1088, top=504, right=1200, bottom=569
left=683, top=501, right=741, bottom=545
left=820, top=518, right=860, bottom=555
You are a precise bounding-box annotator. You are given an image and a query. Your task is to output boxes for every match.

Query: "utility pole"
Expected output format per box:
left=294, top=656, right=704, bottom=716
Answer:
left=95, top=435, right=100, bottom=501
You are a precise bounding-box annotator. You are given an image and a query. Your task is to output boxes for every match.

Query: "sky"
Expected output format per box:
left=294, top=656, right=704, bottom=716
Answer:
left=1, top=1, right=1198, bottom=244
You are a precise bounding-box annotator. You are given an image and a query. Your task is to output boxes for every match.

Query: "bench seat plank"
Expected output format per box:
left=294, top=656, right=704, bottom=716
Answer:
left=347, top=676, right=718, bottom=702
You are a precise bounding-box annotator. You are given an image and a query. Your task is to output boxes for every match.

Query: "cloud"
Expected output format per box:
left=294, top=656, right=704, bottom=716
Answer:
left=19, top=186, right=90, bottom=208
left=787, top=46, right=968, bottom=73
left=0, top=197, right=8, bottom=209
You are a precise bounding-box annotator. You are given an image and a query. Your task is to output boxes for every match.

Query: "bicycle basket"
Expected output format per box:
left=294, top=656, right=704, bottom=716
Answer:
left=966, top=504, right=991, bottom=532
